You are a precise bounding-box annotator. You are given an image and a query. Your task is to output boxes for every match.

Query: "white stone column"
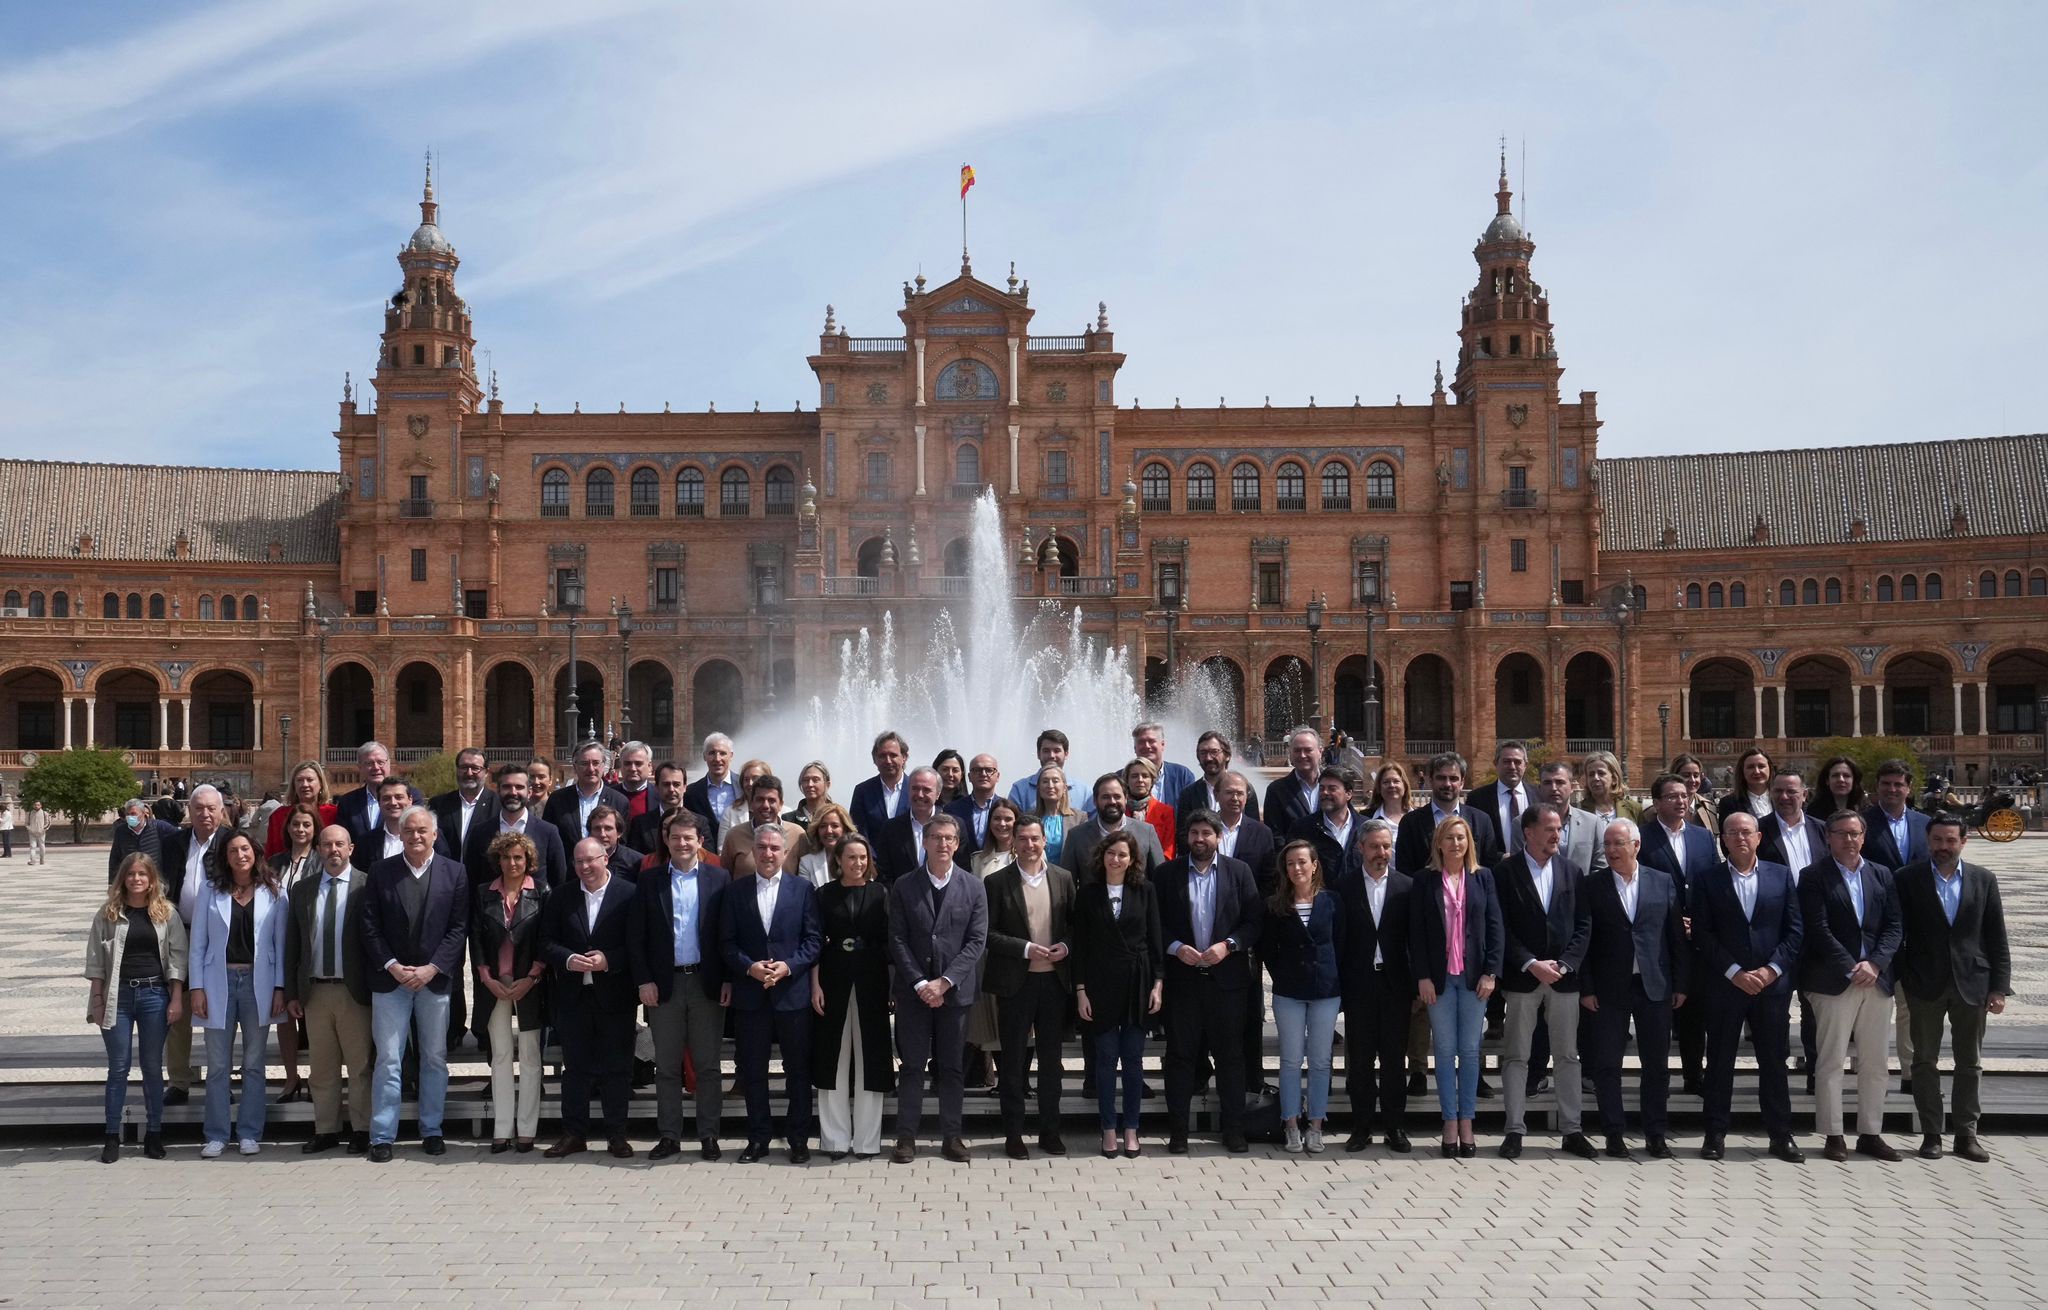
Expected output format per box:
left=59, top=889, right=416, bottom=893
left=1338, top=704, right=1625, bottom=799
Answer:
left=1851, top=685, right=1863, bottom=737
left=1007, top=336, right=1019, bottom=405
left=158, top=698, right=170, bottom=750
left=252, top=697, right=264, bottom=751
left=914, top=424, right=928, bottom=497
left=61, top=697, right=74, bottom=748
left=1752, top=685, right=1764, bottom=738
left=1776, top=685, right=1787, bottom=738
left=1874, top=689, right=1885, bottom=737
left=85, top=698, right=96, bottom=747
left=1679, top=687, right=1691, bottom=740
left=181, top=699, right=192, bottom=752
left=1007, top=424, right=1021, bottom=495
left=914, top=339, right=927, bottom=406
left=1953, top=682, right=1964, bottom=737
left=1977, top=680, right=1990, bottom=736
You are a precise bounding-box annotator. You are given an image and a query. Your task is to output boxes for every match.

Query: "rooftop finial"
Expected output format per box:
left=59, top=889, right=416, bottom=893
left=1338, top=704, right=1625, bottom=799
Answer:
left=1495, top=137, right=1513, bottom=217
left=342, top=371, right=352, bottom=403
left=424, top=149, right=435, bottom=202
left=1096, top=300, right=1109, bottom=331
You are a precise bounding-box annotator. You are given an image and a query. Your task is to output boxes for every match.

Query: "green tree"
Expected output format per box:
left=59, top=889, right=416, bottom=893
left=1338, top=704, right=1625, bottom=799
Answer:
left=1805, top=736, right=1925, bottom=791
left=406, top=751, right=458, bottom=801
left=18, top=749, right=140, bottom=842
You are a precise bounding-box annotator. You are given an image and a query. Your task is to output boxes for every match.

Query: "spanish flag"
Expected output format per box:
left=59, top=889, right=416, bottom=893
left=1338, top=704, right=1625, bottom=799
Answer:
left=960, top=163, right=976, bottom=198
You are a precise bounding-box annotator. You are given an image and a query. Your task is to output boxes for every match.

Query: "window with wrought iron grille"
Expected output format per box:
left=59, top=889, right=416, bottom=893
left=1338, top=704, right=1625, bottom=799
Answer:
left=1231, top=463, right=1261, bottom=512
left=765, top=466, right=796, bottom=516
left=541, top=468, right=569, bottom=517
left=1276, top=463, right=1306, bottom=511
left=630, top=468, right=660, bottom=515
left=1320, top=462, right=1350, bottom=510
left=675, top=468, right=704, bottom=516
left=720, top=468, right=751, bottom=515
left=1186, top=464, right=1215, bottom=511
left=1141, top=463, right=1171, bottom=512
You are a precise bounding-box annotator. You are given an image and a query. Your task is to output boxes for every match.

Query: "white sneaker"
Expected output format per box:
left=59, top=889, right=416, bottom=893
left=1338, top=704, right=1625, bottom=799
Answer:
left=238, top=1138, right=260, bottom=1156
left=1305, top=1127, right=1326, bottom=1154
left=1283, top=1122, right=1304, bottom=1153
left=200, top=1141, right=225, bottom=1158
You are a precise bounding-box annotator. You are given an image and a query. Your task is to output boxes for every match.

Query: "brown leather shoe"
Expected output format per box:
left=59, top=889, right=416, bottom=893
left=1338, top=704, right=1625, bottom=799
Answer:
left=542, top=1136, right=588, bottom=1159
left=1854, top=1134, right=1900, bottom=1162
left=1954, top=1136, right=1990, bottom=1163
left=607, top=1137, right=635, bottom=1159
left=1821, top=1135, right=1849, bottom=1162
left=941, top=1136, right=971, bottom=1163
left=890, top=1137, right=916, bottom=1164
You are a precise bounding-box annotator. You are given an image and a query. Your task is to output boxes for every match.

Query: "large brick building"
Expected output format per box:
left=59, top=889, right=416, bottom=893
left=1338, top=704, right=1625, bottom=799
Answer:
left=3, top=162, right=2044, bottom=792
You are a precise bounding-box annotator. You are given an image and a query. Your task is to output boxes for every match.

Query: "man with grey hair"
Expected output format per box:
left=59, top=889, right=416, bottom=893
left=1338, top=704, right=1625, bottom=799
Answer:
left=875, top=766, right=944, bottom=884
left=108, top=795, right=178, bottom=885
left=543, top=739, right=627, bottom=857
left=360, top=804, right=467, bottom=1162
left=683, top=732, right=739, bottom=848
left=1262, top=726, right=1325, bottom=837
left=1337, top=815, right=1416, bottom=1151
left=614, top=740, right=656, bottom=821
left=160, top=783, right=230, bottom=1103
left=887, top=813, right=986, bottom=1163
left=334, top=741, right=420, bottom=852
left=1582, top=817, right=1688, bottom=1159
left=1130, top=722, right=1195, bottom=814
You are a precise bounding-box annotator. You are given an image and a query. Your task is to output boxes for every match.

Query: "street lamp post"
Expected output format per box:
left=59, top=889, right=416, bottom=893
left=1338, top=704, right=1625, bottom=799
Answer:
left=617, top=604, right=635, bottom=741
left=1658, top=701, right=1671, bottom=766
left=1305, top=592, right=1325, bottom=735
left=1614, top=590, right=1635, bottom=782
left=278, top=713, right=292, bottom=787
left=561, top=570, right=586, bottom=749
left=1164, top=605, right=1179, bottom=687
left=315, top=616, right=329, bottom=765
left=1360, top=551, right=1382, bottom=757
left=2037, top=694, right=2048, bottom=780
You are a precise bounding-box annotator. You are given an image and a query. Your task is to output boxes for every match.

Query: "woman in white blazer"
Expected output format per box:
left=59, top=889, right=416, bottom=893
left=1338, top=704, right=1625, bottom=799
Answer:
left=187, top=829, right=287, bottom=1157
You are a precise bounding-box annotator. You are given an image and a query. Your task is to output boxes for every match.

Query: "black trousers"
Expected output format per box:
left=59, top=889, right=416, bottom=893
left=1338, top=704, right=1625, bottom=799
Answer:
left=996, top=973, right=1067, bottom=1137
left=1588, top=978, right=1674, bottom=1136
left=554, top=984, right=635, bottom=1138
left=1164, top=974, right=1249, bottom=1134
left=1675, top=994, right=1705, bottom=1084
left=1703, top=985, right=1793, bottom=1138
left=734, top=1005, right=813, bottom=1146
left=1241, top=953, right=1266, bottom=1088
left=895, top=1000, right=968, bottom=1140
left=1342, top=973, right=1411, bottom=1131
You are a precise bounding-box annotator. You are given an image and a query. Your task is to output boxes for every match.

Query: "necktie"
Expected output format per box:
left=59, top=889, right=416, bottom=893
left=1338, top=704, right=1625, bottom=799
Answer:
left=1507, top=788, right=1522, bottom=851
left=322, top=876, right=341, bottom=977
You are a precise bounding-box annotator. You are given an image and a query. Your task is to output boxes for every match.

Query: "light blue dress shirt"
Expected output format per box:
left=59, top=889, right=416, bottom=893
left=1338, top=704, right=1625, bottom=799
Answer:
left=670, top=864, right=701, bottom=967
left=1934, top=865, right=1963, bottom=925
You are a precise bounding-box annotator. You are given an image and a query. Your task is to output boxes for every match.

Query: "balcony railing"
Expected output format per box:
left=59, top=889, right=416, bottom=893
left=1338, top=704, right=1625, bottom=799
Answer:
left=1141, top=495, right=1170, bottom=513
left=1406, top=739, right=1455, bottom=757
left=1322, top=494, right=1352, bottom=511
left=947, top=483, right=983, bottom=501
left=1501, top=489, right=1540, bottom=509
left=1565, top=738, right=1615, bottom=755
left=1027, top=335, right=1088, bottom=352
left=823, top=576, right=884, bottom=597
left=846, top=337, right=906, bottom=352
left=720, top=499, right=750, bottom=517
left=765, top=498, right=794, bottom=517
left=630, top=499, right=660, bottom=517
left=541, top=501, right=568, bottom=518
left=1276, top=495, right=1306, bottom=512
left=585, top=501, right=615, bottom=518
left=676, top=499, right=704, bottom=517
left=1186, top=495, right=1216, bottom=512
left=399, top=499, right=435, bottom=518
left=925, top=576, right=971, bottom=596
left=1231, top=495, right=1260, bottom=513
left=1365, top=494, right=1397, bottom=511
left=1054, top=576, right=1117, bottom=597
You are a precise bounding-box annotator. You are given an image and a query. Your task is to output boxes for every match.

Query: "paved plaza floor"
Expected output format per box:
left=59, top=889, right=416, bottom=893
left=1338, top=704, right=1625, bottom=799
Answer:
left=3, top=839, right=2048, bottom=1307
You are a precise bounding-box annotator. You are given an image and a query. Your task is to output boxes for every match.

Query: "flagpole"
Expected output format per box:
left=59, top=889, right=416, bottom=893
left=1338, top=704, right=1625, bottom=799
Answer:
left=961, top=188, right=969, bottom=271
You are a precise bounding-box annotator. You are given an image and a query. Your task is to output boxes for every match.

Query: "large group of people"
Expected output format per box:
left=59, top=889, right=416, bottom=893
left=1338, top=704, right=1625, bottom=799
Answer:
left=83, top=728, right=2010, bottom=1168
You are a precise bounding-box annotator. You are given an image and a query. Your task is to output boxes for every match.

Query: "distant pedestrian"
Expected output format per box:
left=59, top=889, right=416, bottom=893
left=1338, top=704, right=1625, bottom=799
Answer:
left=26, top=801, right=50, bottom=864
left=0, top=794, right=13, bottom=858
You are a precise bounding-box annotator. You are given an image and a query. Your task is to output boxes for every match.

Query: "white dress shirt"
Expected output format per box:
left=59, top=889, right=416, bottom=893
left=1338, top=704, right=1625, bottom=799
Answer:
left=381, top=827, right=405, bottom=861
left=581, top=877, right=609, bottom=983
left=1217, top=818, right=1242, bottom=859
left=1613, top=869, right=1640, bottom=973
left=457, top=791, right=484, bottom=844
left=755, top=871, right=783, bottom=928
left=879, top=777, right=906, bottom=820
left=1361, top=868, right=1389, bottom=964
left=1660, top=822, right=1689, bottom=877
left=1724, top=861, right=1762, bottom=980
left=1778, top=816, right=1812, bottom=876
left=180, top=832, right=211, bottom=924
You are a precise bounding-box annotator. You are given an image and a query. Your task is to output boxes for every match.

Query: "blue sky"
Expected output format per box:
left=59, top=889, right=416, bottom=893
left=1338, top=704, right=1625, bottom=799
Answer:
left=0, top=1, right=2040, bottom=470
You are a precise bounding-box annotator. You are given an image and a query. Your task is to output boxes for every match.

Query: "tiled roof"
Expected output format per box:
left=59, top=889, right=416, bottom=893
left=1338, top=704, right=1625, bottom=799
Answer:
left=0, top=459, right=340, bottom=564
left=1599, top=433, right=2048, bottom=552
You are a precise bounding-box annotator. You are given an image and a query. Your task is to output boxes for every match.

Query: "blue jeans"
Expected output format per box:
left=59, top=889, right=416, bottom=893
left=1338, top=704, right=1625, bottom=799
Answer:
left=102, top=981, right=168, bottom=1134
left=371, top=985, right=451, bottom=1145
left=203, top=968, right=270, bottom=1144
left=1273, top=994, right=1342, bottom=1122
left=1428, top=975, right=1485, bottom=1122
left=1092, top=1026, right=1146, bottom=1130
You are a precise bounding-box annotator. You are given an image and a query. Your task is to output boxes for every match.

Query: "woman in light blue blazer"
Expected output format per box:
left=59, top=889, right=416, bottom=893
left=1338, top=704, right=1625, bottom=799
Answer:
left=188, top=829, right=287, bottom=1157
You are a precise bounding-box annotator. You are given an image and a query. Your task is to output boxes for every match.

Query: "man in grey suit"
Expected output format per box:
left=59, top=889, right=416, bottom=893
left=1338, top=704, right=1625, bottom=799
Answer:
left=1059, top=773, right=1165, bottom=879
left=1537, top=761, right=1609, bottom=876
left=887, top=814, right=988, bottom=1163
left=282, top=825, right=373, bottom=1155
left=1582, top=819, right=1689, bottom=1159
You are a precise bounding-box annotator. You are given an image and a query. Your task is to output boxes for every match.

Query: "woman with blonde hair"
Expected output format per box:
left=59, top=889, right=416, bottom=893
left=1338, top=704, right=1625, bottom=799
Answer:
left=85, top=854, right=188, bottom=1162
left=796, top=803, right=856, bottom=886
left=1366, top=762, right=1413, bottom=822
left=1264, top=839, right=1346, bottom=1154
left=473, top=830, right=549, bottom=1152
left=784, top=762, right=834, bottom=828
left=1031, top=766, right=1084, bottom=866
left=1578, top=750, right=1642, bottom=825
left=266, top=760, right=337, bottom=857
left=1408, top=815, right=1503, bottom=1158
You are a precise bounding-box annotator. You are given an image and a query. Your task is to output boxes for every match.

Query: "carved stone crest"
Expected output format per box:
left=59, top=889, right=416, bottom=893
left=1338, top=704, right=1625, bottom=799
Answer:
left=866, top=382, right=888, bottom=404
left=407, top=414, right=429, bottom=438
left=1045, top=381, right=1067, bottom=403
left=1506, top=404, right=1529, bottom=428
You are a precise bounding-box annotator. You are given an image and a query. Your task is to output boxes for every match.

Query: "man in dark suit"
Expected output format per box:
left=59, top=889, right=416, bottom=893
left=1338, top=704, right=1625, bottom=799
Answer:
left=1336, top=817, right=1414, bottom=1152
left=359, top=804, right=468, bottom=1162
left=1689, top=811, right=1805, bottom=1163
left=351, top=775, right=417, bottom=872
left=942, top=753, right=1004, bottom=857
left=626, top=761, right=690, bottom=858
left=1582, top=818, right=1689, bottom=1159
left=1495, top=803, right=1597, bottom=1160
left=631, top=810, right=730, bottom=1161
left=1177, top=730, right=1260, bottom=844
left=1060, top=773, right=1166, bottom=881
left=1536, top=762, right=1609, bottom=877
left=429, top=747, right=497, bottom=863
left=587, top=806, right=645, bottom=882
left=333, top=741, right=420, bottom=853
left=720, top=824, right=822, bottom=1163
left=1799, top=811, right=1904, bottom=1162
left=613, top=740, right=657, bottom=822
left=539, top=837, right=641, bottom=1159
left=681, top=733, right=740, bottom=850
left=886, top=815, right=987, bottom=1163
left=848, top=729, right=911, bottom=839
left=476, top=764, right=569, bottom=888
left=282, top=824, right=373, bottom=1155
left=1289, top=766, right=1364, bottom=884
left=108, top=798, right=178, bottom=884
left=1468, top=740, right=1533, bottom=858
left=1262, top=726, right=1324, bottom=839
left=982, top=814, right=1075, bottom=1158
left=874, top=766, right=945, bottom=884
left=1156, top=812, right=1263, bottom=1153
left=1895, top=814, right=2010, bottom=1161
left=1211, top=773, right=1277, bottom=1093
left=1394, top=752, right=1502, bottom=875
left=543, top=741, right=629, bottom=857
left=1638, top=771, right=1716, bottom=1093
left=160, top=784, right=230, bottom=1103
left=1131, top=721, right=1196, bottom=814
left=1860, top=760, right=1930, bottom=870
left=1758, top=769, right=1827, bottom=1079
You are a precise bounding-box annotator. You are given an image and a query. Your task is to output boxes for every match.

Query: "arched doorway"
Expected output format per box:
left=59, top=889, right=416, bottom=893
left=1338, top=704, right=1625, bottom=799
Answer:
left=693, top=660, right=744, bottom=739
left=1144, top=657, right=1171, bottom=710
left=856, top=537, right=888, bottom=578
left=553, top=660, right=605, bottom=749
left=629, top=659, right=675, bottom=754
left=1333, top=655, right=1384, bottom=746
left=1038, top=535, right=1079, bottom=578
left=482, top=662, right=535, bottom=754
left=326, top=662, right=375, bottom=757
left=1494, top=653, right=1545, bottom=743
left=942, top=537, right=971, bottom=578
left=393, top=662, right=445, bottom=754
left=1403, top=654, right=1455, bottom=755
left=1263, top=655, right=1309, bottom=751
left=190, top=670, right=254, bottom=751
left=1687, top=657, right=1754, bottom=741
left=1883, top=651, right=1954, bottom=737
left=1783, top=655, right=1852, bottom=741
left=0, top=668, right=63, bottom=750
left=1989, top=649, right=2048, bottom=733
left=93, top=668, right=162, bottom=750
left=1563, top=652, right=1615, bottom=750
left=1193, top=656, right=1246, bottom=746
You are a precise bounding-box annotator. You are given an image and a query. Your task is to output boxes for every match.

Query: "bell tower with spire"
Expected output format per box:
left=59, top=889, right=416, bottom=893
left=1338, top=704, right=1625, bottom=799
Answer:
left=372, top=154, right=483, bottom=415
left=1451, top=147, right=1558, bottom=405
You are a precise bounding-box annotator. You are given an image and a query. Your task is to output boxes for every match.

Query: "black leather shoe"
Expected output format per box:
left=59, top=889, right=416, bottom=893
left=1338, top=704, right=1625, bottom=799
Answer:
left=1385, top=1129, right=1411, bottom=1154
left=788, top=1143, right=811, bottom=1164
left=633, top=1058, right=656, bottom=1090
left=1458, top=1141, right=1477, bottom=1159
left=1770, top=1137, right=1807, bottom=1164
left=1898, top=1076, right=1912, bottom=1095
left=302, top=1133, right=340, bottom=1155
left=1604, top=1135, right=1631, bottom=1159
left=489, top=1139, right=512, bottom=1155
left=1681, top=1077, right=1704, bottom=1098
left=1804, top=1074, right=1816, bottom=1095
left=542, top=1137, right=587, bottom=1159
left=941, top=1137, right=971, bottom=1162
left=649, top=1137, right=682, bottom=1160
left=1822, top=1135, right=1850, bottom=1162
left=1955, top=1136, right=1989, bottom=1163
left=163, top=1087, right=190, bottom=1106
left=1038, top=1134, right=1066, bottom=1156
left=1476, top=1077, right=1496, bottom=1099
left=829, top=1151, right=849, bottom=1162
left=1005, top=1136, right=1029, bottom=1160
left=368, top=1143, right=393, bottom=1163
left=100, top=1137, right=120, bottom=1164
left=1856, top=1134, right=1900, bottom=1162
left=515, top=1139, right=536, bottom=1153
left=1407, top=1072, right=1427, bottom=1097
left=1699, top=1135, right=1724, bottom=1161
left=1498, top=1132, right=1523, bottom=1160
left=738, top=1141, right=770, bottom=1163
left=1167, top=1131, right=1190, bottom=1155
left=607, top=1138, right=635, bottom=1159
left=891, top=1138, right=916, bottom=1164
left=1917, top=1135, right=1943, bottom=1159
left=1645, top=1135, right=1672, bottom=1159
left=1344, top=1132, right=1372, bottom=1152
left=143, top=1133, right=166, bottom=1160
left=1561, top=1132, right=1599, bottom=1160
left=347, top=1131, right=369, bottom=1156
left=699, top=1138, right=722, bottom=1161
left=1440, top=1140, right=1457, bottom=1159
left=421, top=1136, right=446, bottom=1156
left=1222, top=1133, right=1249, bottom=1154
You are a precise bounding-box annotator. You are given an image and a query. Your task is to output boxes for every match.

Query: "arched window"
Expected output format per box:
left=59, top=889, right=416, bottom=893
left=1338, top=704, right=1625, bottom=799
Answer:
left=1778, top=580, right=1796, bottom=606
left=26, top=591, right=45, bottom=617
left=1824, top=577, right=1842, bottom=604
left=951, top=447, right=981, bottom=491
left=629, top=467, right=659, bottom=516
left=148, top=593, right=165, bottom=619
left=675, top=467, right=705, bottom=516
left=222, top=595, right=238, bottom=621
left=1186, top=464, right=1216, bottom=511
left=1630, top=584, right=1649, bottom=610
left=765, top=465, right=796, bottom=516
left=2, top=590, right=17, bottom=609
left=585, top=467, right=615, bottom=517
left=2006, top=570, right=2024, bottom=597
left=1707, top=582, right=1724, bottom=608
left=1319, top=461, right=1351, bottom=510
left=2032, top=571, right=2048, bottom=597
left=199, top=596, right=215, bottom=620
left=1979, top=570, right=1998, bottom=598
left=1230, top=462, right=1261, bottom=512
left=1876, top=575, right=1895, bottom=602
left=1800, top=578, right=1819, bottom=606
left=1730, top=582, right=1747, bottom=607
left=103, top=593, right=120, bottom=618
left=1685, top=583, right=1703, bottom=608
left=933, top=359, right=1000, bottom=400
left=1900, top=574, right=1919, bottom=602
left=540, top=468, right=570, bottom=517
left=243, top=594, right=259, bottom=621
left=1141, top=463, right=1171, bottom=512
left=1925, top=573, right=1944, bottom=600
left=50, top=592, right=67, bottom=618
left=1365, top=461, right=1397, bottom=509
left=125, top=593, right=142, bottom=619
left=1275, top=462, right=1306, bottom=511
left=720, top=467, right=751, bottom=516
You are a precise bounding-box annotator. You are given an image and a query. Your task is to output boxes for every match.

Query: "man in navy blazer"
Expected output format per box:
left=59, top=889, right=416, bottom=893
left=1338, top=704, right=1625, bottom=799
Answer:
left=874, top=767, right=944, bottom=883
left=1758, top=770, right=1827, bottom=877
left=1288, top=766, right=1366, bottom=885
left=1859, top=760, right=1930, bottom=870
left=333, top=741, right=421, bottom=853
left=1335, top=818, right=1415, bottom=1152
left=1798, top=811, right=1904, bottom=1162
left=681, top=733, right=740, bottom=850
left=630, top=809, right=730, bottom=1161
left=1638, top=772, right=1717, bottom=1093
left=1466, top=740, right=1534, bottom=858
left=941, top=752, right=1003, bottom=857
left=542, top=741, right=629, bottom=857
left=1582, top=818, right=1689, bottom=1159
left=1176, top=730, right=1260, bottom=844
left=1262, top=727, right=1325, bottom=840
left=1688, top=811, right=1805, bottom=1163
left=720, top=824, right=822, bottom=1163
left=473, top=765, right=570, bottom=889
left=540, top=837, right=642, bottom=1159
left=1494, top=804, right=1596, bottom=1159
left=848, top=730, right=912, bottom=839
left=1394, top=752, right=1502, bottom=874
left=1156, top=813, right=1263, bottom=1153
left=358, top=805, right=468, bottom=1161
left=886, top=815, right=988, bottom=1163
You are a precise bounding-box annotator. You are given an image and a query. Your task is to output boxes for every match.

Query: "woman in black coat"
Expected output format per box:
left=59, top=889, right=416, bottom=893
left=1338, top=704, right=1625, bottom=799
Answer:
left=473, top=831, right=549, bottom=1153
left=810, top=834, right=892, bottom=1160
left=1070, top=830, right=1163, bottom=1159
